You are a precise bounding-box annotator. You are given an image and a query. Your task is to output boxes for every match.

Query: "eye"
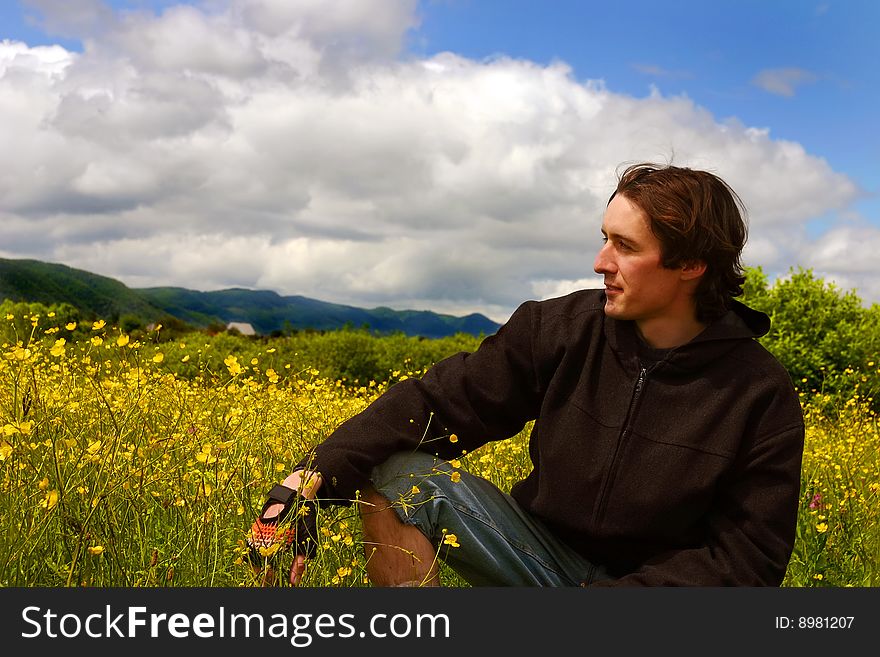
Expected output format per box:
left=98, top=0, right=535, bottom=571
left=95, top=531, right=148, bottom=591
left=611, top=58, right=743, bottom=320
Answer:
left=600, top=235, right=608, bottom=244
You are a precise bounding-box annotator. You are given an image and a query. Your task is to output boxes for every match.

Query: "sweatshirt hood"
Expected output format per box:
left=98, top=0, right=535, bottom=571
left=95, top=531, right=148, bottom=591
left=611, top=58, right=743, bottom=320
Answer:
left=700, top=299, right=770, bottom=341
left=604, top=298, right=771, bottom=374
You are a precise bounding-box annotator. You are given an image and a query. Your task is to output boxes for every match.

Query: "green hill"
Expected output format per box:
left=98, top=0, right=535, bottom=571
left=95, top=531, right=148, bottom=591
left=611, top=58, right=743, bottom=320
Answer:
left=0, top=257, right=500, bottom=338
left=0, top=258, right=165, bottom=322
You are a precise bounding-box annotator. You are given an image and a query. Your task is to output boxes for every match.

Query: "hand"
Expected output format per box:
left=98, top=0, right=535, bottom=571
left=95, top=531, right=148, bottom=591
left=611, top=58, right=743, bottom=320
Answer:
left=285, top=469, right=322, bottom=586
left=251, top=469, right=323, bottom=586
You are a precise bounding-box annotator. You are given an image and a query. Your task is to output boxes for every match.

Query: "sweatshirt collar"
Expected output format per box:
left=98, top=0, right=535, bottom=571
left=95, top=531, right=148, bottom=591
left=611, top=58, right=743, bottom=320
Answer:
left=604, top=299, right=770, bottom=373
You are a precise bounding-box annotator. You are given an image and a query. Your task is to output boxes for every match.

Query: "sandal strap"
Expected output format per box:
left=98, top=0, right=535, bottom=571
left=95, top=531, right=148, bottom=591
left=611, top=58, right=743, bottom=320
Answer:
left=266, top=483, right=298, bottom=506
left=257, top=484, right=317, bottom=523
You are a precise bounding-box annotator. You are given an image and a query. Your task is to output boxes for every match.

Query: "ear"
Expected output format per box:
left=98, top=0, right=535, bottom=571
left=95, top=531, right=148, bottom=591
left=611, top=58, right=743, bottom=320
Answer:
left=680, top=260, right=707, bottom=281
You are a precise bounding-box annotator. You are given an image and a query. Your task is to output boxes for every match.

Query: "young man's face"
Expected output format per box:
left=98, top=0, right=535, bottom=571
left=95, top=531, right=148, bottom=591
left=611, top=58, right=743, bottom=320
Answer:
left=593, top=194, right=697, bottom=329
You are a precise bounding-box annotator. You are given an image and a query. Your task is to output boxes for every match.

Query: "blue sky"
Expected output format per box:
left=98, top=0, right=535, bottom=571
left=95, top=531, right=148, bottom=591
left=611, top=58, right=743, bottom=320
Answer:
left=1, top=0, right=878, bottom=318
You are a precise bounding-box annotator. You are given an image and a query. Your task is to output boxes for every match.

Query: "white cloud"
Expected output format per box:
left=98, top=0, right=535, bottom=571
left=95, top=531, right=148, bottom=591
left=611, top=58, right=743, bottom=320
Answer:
left=532, top=277, right=605, bottom=302
left=0, top=0, right=872, bottom=323
left=0, top=39, right=72, bottom=77
left=752, top=67, right=818, bottom=97
left=632, top=63, right=692, bottom=79
left=22, top=0, right=117, bottom=41
left=804, top=224, right=880, bottom=277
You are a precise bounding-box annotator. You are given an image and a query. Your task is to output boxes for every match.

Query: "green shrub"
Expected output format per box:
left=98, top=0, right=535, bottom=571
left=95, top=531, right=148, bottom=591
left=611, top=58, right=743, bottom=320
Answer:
left=742, top=267, right=880, bottom=411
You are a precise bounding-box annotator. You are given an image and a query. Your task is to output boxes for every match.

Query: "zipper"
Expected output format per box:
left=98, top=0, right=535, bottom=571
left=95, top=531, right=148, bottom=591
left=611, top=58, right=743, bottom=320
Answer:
left=592, top=366, right=648, bottom=529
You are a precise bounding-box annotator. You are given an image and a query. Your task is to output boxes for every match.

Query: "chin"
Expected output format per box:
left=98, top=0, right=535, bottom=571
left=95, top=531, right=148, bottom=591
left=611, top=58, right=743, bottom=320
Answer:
left=602, top=301, right=625, bottom=319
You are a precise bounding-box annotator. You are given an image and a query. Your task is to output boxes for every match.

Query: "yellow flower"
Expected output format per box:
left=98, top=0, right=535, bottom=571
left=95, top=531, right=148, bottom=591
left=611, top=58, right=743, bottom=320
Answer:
left=449, top=459, right=461, bottom=468
left=40, top=490, right=59, bottom=510
left=13, top=346, right=31, bottom=361
left=443, top=533, right=460, bottom=548
left=450, top=471, right=461, bottom=483
left=816, top=522, right=828, bottom=533
left=411, top=485, right=421, bottom=494
left=152, top=352, right=164, bottom=363
left=181, top=355, right=190, bottom=363
left=224, top=355, right=243, bottom=377
left=38, top=477, right=49, bottom=490
left=117, top=334, right=130, bottom=347
left=258, top=543, right=281, bottom=559
left=195, top=451, right=216, bottom=464
left=65, top=321, right=77, bottom=330
left=449, top=433, right=459, bottom=443
left=87, top=546, right=105, bottom=556
left=92, top=320, right=106, bottom=331
left=91, top=336, right=103, bottom=347
left=266, top=368, right=279, bottom=384
left=49, top=338, right=66, bottom=357
left=0, top=442, right=12, bottom=460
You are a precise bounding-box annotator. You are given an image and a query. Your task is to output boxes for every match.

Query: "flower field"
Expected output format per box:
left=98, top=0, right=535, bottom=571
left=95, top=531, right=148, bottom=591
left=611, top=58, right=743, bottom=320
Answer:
left=1, top=313, right=877, bottom=586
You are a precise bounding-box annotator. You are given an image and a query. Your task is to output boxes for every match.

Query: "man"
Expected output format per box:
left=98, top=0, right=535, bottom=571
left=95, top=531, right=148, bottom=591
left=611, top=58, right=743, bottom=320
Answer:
left=249, top=163, right=805, bottom=587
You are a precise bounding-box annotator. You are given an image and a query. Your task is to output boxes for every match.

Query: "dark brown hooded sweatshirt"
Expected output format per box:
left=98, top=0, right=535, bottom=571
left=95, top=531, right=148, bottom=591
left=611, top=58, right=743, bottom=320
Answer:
left=303, top=289, right=805, bottom=586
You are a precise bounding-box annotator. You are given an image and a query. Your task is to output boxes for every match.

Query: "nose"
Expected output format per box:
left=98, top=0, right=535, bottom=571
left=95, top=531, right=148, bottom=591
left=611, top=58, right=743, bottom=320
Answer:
left=593, top=241, right=615, bottom=275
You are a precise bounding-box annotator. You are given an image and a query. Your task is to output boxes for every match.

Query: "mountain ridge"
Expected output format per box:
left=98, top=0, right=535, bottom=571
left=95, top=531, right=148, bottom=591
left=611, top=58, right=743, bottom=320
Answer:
left=0, top=257, right=501, bottom=338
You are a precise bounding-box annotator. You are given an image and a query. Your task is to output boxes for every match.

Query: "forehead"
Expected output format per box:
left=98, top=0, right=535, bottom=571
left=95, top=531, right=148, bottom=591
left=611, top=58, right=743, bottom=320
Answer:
left=602, top=194, right=654, bottom=240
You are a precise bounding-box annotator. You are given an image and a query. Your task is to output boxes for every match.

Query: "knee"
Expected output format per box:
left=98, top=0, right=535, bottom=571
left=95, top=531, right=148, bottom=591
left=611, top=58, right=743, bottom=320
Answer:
left=370, top=451, right=460, bottom=503
left=370, top=451, right=440, bottom=491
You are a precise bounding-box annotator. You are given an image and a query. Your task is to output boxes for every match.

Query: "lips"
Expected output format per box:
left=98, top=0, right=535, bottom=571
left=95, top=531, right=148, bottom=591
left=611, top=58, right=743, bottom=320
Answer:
left=604, top=283, right=623, bottom=295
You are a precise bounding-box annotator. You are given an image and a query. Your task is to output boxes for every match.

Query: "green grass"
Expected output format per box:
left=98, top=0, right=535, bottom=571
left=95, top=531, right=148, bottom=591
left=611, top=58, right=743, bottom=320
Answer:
left=1, top=314, right=877, bottom=587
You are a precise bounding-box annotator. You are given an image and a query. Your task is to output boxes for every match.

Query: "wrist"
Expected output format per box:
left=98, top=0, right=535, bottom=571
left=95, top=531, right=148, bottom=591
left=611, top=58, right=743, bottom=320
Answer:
left=282, top=469, right=323, bottom=499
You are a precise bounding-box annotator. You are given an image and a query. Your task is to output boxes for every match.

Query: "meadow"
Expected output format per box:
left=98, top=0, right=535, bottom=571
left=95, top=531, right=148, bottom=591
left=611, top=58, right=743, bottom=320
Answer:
left=1, top=310, right=877, bottom=587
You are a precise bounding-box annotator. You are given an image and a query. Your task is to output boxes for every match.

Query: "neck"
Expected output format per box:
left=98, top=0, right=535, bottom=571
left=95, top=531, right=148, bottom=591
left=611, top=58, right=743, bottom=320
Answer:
left=636, top=314, right=707, bottom=349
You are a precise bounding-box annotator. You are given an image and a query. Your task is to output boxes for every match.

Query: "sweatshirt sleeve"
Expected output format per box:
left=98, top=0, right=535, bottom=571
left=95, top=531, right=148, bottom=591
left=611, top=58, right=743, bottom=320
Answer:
left=592, top=419, right=805, bottom=586
left=300, top=300, right=545, bottom=505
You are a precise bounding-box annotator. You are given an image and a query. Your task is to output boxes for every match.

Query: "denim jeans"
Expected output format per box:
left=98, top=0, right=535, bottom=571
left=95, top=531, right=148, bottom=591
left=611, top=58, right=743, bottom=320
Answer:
left=370, top=451, right=610, bottom=586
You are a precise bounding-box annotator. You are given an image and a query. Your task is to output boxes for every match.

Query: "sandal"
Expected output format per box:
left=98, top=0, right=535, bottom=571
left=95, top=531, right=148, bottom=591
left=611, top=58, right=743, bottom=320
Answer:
left=248, top=483, right=319, bottom=566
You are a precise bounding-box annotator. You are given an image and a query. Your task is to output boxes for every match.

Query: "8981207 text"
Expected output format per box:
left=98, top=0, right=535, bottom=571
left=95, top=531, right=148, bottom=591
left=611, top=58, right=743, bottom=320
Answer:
left=775, top=616, right=855, bottom=629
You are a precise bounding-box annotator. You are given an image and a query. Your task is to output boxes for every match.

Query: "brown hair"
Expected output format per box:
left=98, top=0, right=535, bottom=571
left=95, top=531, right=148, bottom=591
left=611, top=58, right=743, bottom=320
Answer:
left=609, top=162, right=748, bottom=322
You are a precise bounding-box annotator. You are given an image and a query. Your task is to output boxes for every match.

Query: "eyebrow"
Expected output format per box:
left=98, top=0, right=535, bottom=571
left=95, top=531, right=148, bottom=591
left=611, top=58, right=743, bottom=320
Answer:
left=600, top=226, right=639, bottom=244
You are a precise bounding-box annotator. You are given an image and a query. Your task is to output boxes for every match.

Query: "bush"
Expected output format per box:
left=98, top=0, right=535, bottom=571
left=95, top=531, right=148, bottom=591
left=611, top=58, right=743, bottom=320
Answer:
left=741, top=267, right=880, bottom=412
left=0, top=299, right=82, bottom=345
